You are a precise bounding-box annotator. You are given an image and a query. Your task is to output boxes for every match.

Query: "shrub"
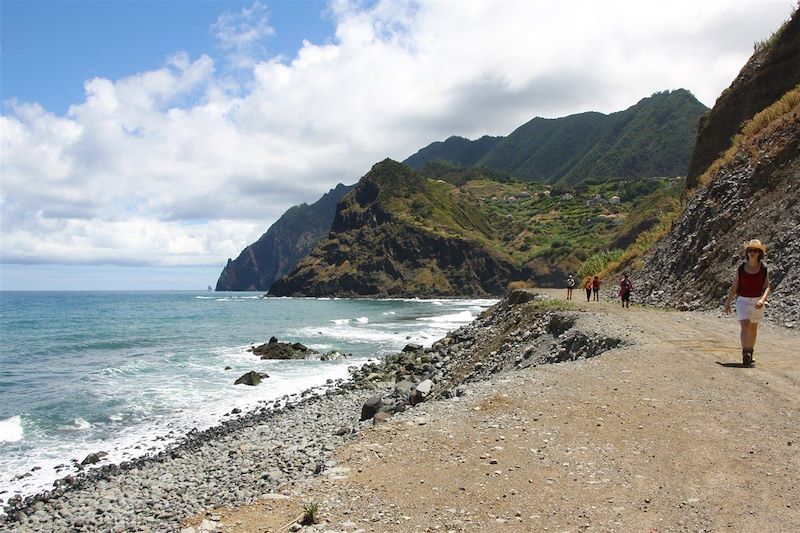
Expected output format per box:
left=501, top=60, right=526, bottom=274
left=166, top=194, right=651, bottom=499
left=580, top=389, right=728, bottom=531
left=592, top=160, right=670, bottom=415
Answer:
left=301, top=501, right=320, bottom=526
left=578, top=250, right=623, bottom=279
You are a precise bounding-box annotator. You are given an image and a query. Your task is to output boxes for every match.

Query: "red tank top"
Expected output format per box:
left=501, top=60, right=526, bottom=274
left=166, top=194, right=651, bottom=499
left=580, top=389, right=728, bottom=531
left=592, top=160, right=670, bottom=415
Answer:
left=738, top=264, right=766, bottom=298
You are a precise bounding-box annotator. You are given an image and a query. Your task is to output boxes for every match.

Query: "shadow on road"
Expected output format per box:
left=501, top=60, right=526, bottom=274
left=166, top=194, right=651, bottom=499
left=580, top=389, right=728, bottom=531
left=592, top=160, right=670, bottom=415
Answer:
left=716, top=361, right=748, bottom=368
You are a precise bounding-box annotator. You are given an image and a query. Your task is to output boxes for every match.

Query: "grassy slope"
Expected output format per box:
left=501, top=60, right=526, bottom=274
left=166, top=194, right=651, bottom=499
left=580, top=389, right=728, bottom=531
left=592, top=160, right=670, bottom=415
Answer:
left=382, top=162, right=688, bottom=276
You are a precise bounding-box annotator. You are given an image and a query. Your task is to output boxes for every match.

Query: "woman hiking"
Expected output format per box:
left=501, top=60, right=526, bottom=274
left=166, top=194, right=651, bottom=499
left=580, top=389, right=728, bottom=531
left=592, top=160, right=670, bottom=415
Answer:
left=724, top=239, right=771, bottom=368
left=619, top=273, right=633, bottom=308
left=583, top=277, right=593, bottom=302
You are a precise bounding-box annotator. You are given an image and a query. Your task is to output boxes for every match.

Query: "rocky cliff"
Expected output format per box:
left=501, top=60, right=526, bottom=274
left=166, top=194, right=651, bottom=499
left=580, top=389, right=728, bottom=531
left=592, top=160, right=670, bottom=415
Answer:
left=685, top=9, right=800, bottom=188
left=215, top=183, right=354, bottom=291
left=637, top=87, right=799, bottom=326
left=269, top=160, right=521, bottom=297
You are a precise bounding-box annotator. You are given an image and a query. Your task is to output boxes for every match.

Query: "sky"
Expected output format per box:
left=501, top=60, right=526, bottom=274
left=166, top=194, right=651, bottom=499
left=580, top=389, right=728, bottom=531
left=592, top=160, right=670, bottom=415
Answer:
left=0, top=0, right=796, bottom=290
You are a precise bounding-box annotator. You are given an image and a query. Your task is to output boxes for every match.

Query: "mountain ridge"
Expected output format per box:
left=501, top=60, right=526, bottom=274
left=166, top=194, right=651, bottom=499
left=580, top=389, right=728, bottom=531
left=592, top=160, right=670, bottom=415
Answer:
left=405, top=89, right=708, bottom=185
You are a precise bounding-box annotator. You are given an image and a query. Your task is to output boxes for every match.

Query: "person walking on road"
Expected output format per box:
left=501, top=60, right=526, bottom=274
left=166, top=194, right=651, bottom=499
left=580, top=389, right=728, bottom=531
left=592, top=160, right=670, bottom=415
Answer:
left=619, top=273, right=633, bottom=308
left=566, top=274, right=575, bottom=300
left=724, top=239, right=771, bottom=368
left=592, top=276, right=601, bottom=301
left=583, top=277, right=593, bottom=302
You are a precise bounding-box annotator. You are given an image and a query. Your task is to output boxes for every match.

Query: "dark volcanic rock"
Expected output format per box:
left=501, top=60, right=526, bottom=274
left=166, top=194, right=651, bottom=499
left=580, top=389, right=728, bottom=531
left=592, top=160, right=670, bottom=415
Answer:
left=250, top=339, right=317, bottom=360
left=234, top=371, right=268, bottom=386
left=637, top=108, right=800, bottom=326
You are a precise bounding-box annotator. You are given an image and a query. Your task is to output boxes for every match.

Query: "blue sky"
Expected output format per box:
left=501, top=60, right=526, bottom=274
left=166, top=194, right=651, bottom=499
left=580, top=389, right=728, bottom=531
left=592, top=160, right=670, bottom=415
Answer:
left=2, top=0, right=334, bottom=114
left=1, top=0, right=796, bottom=290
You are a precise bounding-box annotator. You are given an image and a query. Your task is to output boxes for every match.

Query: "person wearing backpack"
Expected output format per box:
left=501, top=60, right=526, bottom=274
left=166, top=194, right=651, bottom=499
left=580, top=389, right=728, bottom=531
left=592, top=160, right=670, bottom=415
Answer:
left=619, top=273, right=633, bottom=308
left=724, top=239, right=771, bottom=367
left=566, top=274, right=575, bottom=300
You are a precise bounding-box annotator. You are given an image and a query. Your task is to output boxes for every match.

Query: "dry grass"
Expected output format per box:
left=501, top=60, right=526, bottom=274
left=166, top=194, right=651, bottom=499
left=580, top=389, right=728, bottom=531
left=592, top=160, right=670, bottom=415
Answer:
left=697, top=83, right=800, bottom=189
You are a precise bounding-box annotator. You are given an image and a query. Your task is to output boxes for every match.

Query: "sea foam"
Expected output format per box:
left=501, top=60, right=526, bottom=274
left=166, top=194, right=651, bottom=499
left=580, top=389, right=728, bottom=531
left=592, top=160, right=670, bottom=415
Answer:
left=0, top=415, right=23, bottom=442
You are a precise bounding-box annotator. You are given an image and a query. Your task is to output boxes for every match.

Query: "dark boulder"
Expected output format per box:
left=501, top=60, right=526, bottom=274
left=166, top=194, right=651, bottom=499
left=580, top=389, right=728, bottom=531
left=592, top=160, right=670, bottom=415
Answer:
left=234, top=371, right=268, bottom=386
left=80, top=452, right=108, bottom=466
left=360, top=395, right=384, bottom=421
left=250, top=338, right=317, bottom=360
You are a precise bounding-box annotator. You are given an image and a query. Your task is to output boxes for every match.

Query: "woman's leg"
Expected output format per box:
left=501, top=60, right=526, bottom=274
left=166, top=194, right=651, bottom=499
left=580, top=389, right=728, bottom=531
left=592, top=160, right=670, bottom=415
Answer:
left=739, top=319, right=752, bottom=350
left=749, top=322, right=759, bottom=351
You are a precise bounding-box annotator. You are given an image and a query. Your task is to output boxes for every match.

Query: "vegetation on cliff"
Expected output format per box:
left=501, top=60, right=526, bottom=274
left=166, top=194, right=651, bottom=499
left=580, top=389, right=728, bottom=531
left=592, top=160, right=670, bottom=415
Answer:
left=685, top=7, right=800, bottom=188
left=270, top=158, right=685, bottom=296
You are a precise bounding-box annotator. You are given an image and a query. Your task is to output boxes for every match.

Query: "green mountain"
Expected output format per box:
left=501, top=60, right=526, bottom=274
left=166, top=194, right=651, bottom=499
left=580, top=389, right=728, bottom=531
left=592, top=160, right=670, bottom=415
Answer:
left=405, top=89, right=708, bottom=186
left=269, top=160, right=521, bottom=297
left=404, top=135, right=502, bottom=169
left=269, top=159, right=684, bottom=296
left=215, top=183, right=355, bottom=291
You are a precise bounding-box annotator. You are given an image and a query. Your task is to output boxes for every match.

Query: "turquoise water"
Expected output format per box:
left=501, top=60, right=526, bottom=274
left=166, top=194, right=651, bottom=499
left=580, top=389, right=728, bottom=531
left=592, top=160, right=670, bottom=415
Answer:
left=0, top=291, right=494, bottom=504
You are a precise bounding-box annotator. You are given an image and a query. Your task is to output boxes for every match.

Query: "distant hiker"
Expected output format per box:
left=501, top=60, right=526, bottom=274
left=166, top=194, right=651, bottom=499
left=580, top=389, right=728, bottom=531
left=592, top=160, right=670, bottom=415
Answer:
left=592, top=276, right=601, bottom=301
left=619, top=273, right=633, bottom=308
left=724, top=239, right=771, bottom=368
left=566, top=274, right=575, bottom=300
left=583, top=277, right=593, bottom=302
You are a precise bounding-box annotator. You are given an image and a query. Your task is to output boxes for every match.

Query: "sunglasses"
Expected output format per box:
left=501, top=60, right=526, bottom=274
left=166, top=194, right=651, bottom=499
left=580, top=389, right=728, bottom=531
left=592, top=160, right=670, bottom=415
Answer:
left=746, top=249, right=760, bottom=254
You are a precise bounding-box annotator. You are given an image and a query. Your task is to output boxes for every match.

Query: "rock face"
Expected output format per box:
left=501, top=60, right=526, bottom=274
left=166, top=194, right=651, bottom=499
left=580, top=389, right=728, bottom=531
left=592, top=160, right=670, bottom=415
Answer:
left=636, top=40, right=800, bottom=326
left=215, top=183, right=355, bottom=291
left=685, top=10, right=800, bottom=188
left=269, top=160, right=521, bottom=297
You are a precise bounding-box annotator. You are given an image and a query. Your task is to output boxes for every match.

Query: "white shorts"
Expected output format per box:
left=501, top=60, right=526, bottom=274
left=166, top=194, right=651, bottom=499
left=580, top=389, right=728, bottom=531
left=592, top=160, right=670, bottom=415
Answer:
left=736, top=296, right=765, bottom=323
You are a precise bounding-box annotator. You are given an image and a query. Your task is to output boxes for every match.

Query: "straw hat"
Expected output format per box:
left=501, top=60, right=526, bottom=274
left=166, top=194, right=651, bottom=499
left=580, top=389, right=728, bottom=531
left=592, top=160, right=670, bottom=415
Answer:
left=743, top=239, right=767, bottom=253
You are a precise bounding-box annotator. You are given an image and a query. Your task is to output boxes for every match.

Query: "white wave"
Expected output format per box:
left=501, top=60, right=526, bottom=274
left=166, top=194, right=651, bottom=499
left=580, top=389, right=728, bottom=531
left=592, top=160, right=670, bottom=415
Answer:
left=355, top=316, right=369, bottom=324
left=432, top=301, right=443, bottom=306
left=0, top=416, right=23, bottom=442
left=296, top=325, right=400, bottom=345
left=382, top=311, right=396, bottom=316
left=108, top=414, right=123, bottom=422
left=195, top=296, right=215, bottom=299
left=331, top=318, right=350, bottom=325
left=416, top=310, right=474, bottom=323
left=57, top=418, right=92, bottom=432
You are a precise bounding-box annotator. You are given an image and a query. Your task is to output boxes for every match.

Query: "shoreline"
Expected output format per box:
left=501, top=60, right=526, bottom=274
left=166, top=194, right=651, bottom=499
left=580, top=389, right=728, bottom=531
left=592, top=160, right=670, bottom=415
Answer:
left=9, top=288, right=794, bottom=532
left=0, top=295, right=497, bottom=521
left=2, top=289, right=618, bottom=532
left=192, top=288, right=800, bottom=533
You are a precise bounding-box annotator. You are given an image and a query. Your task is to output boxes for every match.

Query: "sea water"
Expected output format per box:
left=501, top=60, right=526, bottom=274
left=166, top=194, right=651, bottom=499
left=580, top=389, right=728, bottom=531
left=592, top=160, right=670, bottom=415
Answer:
left=0, top=291, right=495, bottom=506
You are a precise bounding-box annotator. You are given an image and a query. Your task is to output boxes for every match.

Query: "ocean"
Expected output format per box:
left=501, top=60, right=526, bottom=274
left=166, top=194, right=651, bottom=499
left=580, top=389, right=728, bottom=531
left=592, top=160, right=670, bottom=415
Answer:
left=0, top=291, right=495, bottom=506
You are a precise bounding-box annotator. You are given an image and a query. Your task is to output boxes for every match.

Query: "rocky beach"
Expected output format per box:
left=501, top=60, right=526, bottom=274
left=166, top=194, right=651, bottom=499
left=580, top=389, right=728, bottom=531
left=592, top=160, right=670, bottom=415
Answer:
left=4, top=288, right=798, bottom=532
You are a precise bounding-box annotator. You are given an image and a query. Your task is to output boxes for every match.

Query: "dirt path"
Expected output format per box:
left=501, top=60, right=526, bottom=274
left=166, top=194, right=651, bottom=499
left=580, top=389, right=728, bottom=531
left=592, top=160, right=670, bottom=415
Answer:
left=196, top=292, right=799, bottom=532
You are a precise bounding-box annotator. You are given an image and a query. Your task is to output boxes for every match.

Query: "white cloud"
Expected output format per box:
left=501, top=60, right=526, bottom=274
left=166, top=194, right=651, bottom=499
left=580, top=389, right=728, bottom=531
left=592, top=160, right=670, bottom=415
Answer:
left=212, top=0, right=275, bottom=68
left=1, top=0, right=795, bottom=272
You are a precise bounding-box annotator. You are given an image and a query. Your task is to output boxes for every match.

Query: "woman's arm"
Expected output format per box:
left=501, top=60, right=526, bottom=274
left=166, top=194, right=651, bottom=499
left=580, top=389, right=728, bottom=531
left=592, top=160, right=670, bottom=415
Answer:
left=724, top=269, right=740, bottom=314
left=756, top=271, right=771, bottom=309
